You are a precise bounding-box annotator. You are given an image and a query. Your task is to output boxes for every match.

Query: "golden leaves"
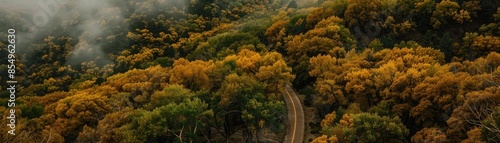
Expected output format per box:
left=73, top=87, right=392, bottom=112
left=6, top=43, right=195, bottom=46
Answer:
left=106, top=65, right=170, bottom=91
left=55, top=92, right=111, bottom=119
left=309, top=55, right=339, bottom=79
left=411, top=128, right=448, bottom=143
left=461, top=128, right=485, bottom=143
left=41, top=91, right=113, bottom=139
left=236, top=49, right=262, bottom=74
left=345, top=0, right=382, bottom=26
left=321, top=111, right=337, bottom=128
left=265, top=19, right=289, bottom=46
left=344, top=69, right=373, bottom=95
left=339, top=114, right=354, bottom=128
left=170, top=58, right=213, bottom=91
left=472, top=35, right=500, bottom=54
left=311, top=135, right=339, bottom=143
left=256, top=59, right=295, bottom=94
left=431, top=0, right=471, bottom=29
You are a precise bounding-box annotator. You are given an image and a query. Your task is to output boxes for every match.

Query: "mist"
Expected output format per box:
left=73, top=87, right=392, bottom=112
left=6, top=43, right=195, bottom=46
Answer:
left=0, top=0, right=189, bottom=69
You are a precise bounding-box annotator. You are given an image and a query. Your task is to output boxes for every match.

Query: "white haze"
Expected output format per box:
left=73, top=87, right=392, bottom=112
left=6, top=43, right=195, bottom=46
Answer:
left=0, top=0, right=188, bottom=68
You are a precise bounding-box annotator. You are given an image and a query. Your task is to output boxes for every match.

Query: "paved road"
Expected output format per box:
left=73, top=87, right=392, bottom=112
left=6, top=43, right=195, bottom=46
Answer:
left=283, top=85, right=304, bottom=143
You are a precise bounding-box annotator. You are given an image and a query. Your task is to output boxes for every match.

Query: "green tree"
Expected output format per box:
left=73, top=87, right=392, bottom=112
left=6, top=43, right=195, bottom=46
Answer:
left=287, top=0, right=297, bottom=9
left=338, top=113, right=409, bottom=143
left=480, top=106, right=500, bottom=142
left=145, top=84, right=195, bottom=110
left=122, top=98, right=213, bottom=143
left=188, top=32, right=266, bottom=60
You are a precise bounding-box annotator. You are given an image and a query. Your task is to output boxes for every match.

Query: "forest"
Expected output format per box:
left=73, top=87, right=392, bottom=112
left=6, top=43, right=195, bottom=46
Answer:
left=0, top=0, right=500, bottom=142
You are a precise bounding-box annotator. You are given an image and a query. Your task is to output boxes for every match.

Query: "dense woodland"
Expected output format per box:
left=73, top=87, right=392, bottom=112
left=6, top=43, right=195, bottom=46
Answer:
left=0, top=0, right=500, bottom=142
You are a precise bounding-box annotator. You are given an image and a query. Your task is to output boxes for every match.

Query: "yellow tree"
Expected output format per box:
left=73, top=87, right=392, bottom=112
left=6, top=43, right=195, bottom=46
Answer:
left=286, top=21, right=356, bottom=87
left=105, top=66, right=170, bottom=107
left=411, top=127, right=448, bottom=143
left=344, top=69, right=377, bottom=109
left=471, top=35, right=500, bottom=57
left=170, top=58, right=213, bottom=91
left=344, top=0, right=382, bottom=27
left=76, top=108, right=134, bottom=142
left=309, top=52, right=368, bottom=113
left=410, top=71, right=468, bottom=127
left=309, top=49, right=370, bottom=102
left=115, top=46, right=164, bottom=68
left=431, top=0, right=471, bottom=29
left=265, top=19, right=289, bottom=49
left=461, top=128, right=485, bottom=143
left=256, top=56, right=295, bottom=97
left=371, top=60, right=399, bottom=99
left=446, top=86, right=500, bottom=142
left=311, top=135, right=339, bottom=143
left=40, top=91, right=112, bottom=141
left=235, top=49, right=262, bottom=75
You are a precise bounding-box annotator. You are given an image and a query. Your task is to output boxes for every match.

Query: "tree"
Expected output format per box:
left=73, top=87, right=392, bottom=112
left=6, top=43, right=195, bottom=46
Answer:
left=241, top=99, right=286, bottom=142
left=218, top=74, right=264, bottom=107
left=471, top=35, right=500, bottom=57
left=309, top=54, right=348, bottom=111
left=459, top=33, right=500, bottom=60
left=145, top=84, right=195, bottom=110
left=239, top=18, right=272, bottom=47
left=446, top=85, right=500, bottom=142
left=462, top=0, right=481, bottom=18
left=170, top=58, right=213, bottom=91
left=287, top=24, right=356, bottom=64
left=106, top=65, right=170, bottom=92
left=286, top=20, right=356, bottom=87
left=215, top=73, right=286, bottom=142
left=121, top=98, right=213, bottom=143
left=461, top=128, right=485, bottom=143
left=306, top=7, right=326, bottom=29
left=116, top=46, right=164, bottom=69
left=480, top=105, right=500, bottom=142
left=256, top=54, right=295, bottom=97
left=40, top=91, right=112, bottom=141
left=207, top=55, right=239, bottom=91
left=411, top=127, right=448, bottom=143
left=78, top=108, right=133, bottom=142
left=431, top=0, right=471, bottom=29
left=454, top=84, right=500, bottom=142
left=216, top=73, right=265, bottom=141
left=235, top=49, right=262, bottom=75
left=105, top=65, right=170, bottom=107
left=344, top=0, right=383, bottom=27
left=265, top=19, right=289, bottom=50
left=188, top=32, right=266, bottom=60
left=287, top=0, right=297, bottom=9
left=311, top=135, right=339, bottom=143
left=479, top=8, right=500, bottom=36
left=333, top=113, right=409, bottom=143
left=344, top=69, right=377, bottom=109
left=410, top=72, right=468, bottom=127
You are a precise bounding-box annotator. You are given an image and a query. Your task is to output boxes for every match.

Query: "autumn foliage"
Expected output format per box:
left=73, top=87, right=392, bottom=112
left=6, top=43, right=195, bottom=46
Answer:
left=1, top=0, right=500, bottom=142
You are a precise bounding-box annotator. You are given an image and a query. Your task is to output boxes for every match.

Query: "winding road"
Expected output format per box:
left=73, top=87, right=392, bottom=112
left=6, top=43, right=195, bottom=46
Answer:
left=283, top=85, right=304, bottom=143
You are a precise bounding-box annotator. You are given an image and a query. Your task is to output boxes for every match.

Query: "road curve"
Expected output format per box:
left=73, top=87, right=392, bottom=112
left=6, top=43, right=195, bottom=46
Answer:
left=283, top=85, right=304, bottom=143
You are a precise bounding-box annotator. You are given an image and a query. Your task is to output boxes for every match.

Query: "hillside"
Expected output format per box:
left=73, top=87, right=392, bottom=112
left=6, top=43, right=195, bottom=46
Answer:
left=0, top=0, right=500, bottom=142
